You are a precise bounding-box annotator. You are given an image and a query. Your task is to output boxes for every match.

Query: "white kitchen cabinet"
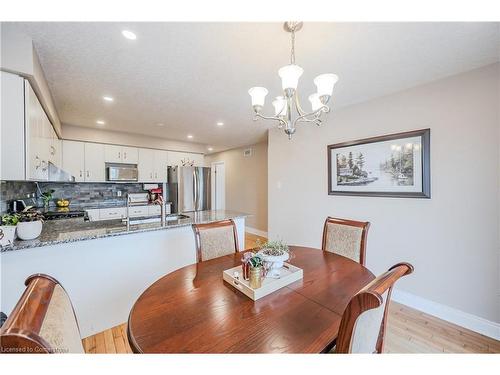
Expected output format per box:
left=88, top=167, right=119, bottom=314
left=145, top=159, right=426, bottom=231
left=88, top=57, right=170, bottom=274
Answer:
left=1, top=72, right=25, bottom=180
left=104, top=145, right=138, bottom=164
left=62, top=140, right=85, bottom=181
left=25, top=80, right=64, bottom=181
left=138, top=149, right=168, bottom=182
left=84, top=143, right=105, bottom=182
left=49, top=126, right=62, bottom=167
left=128, top=205, right=149, bottom=218
left=154, top=150, right=168, bottom=181
left=148, top=203, right=171, bottom=216
left=85, top=209, right=100, bottom=222
left=99, top=207, right=127, bottom=220
left=122, top=146, right=138, bottom=164
left=138, top=148, right=155, bottom=182
left=25, top=82, right=49, bottom=181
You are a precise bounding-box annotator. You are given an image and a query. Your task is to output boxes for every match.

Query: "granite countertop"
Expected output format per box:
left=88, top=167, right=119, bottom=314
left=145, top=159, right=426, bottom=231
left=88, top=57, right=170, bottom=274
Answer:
left=1, top=210, right=249, bottom=253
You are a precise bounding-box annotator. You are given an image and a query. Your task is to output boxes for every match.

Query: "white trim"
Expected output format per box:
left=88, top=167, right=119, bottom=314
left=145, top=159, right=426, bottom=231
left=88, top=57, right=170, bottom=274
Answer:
left=245, top=226, right=268, bottom=238
left=392, top=289, right=500, bottom=340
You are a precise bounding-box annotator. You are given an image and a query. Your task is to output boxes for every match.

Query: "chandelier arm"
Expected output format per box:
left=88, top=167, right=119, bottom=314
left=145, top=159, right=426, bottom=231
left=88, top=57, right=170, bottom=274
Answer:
left=254, top=113, right=288, bottom=127
left=293, top=105, right=329, bottom=127
left=293, top=92, right=307, bottom=116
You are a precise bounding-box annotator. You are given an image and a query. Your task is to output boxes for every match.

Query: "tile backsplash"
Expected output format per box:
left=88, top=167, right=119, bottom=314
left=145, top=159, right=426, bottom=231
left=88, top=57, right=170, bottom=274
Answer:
left=0, top=181, right=152, bottom=213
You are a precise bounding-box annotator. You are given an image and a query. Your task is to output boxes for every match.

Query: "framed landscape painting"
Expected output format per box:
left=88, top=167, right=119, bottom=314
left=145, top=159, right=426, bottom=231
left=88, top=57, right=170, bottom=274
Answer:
left=328, top=129, right=430, bottom=198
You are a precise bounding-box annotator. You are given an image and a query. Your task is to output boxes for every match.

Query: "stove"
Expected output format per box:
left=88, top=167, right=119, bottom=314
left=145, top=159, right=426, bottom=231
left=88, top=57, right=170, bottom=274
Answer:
left=42, top=210, right=86, bottom=221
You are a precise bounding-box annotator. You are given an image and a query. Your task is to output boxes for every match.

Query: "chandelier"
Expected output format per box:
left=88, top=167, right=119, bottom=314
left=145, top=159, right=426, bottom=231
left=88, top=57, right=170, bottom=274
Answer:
left=248, top=22, right=338, bottom=139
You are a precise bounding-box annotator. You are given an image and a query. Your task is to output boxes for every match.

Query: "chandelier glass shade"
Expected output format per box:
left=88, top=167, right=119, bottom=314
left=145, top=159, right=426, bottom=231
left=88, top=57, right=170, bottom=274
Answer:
left=248, top=22, right=339, bottom=139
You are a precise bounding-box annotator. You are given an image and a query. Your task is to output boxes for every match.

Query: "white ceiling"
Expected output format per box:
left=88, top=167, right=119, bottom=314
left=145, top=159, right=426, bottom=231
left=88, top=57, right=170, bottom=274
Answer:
left=5, top=22, right=500, bottom=151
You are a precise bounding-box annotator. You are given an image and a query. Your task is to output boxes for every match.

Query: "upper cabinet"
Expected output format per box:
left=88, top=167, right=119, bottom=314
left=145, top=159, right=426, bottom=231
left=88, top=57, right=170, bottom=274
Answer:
left=84, top=143, right=105, bottom=182
left=104, top=145, right=138, bottom=164
left=168, top=151, right=204, bottom=167
left=138, top=149, right=168, bottom=182
left=62, top=140, right=85, bottom=182
left=62, top=140, right=105, bottom=182
left=25, top=81, right=54, bottom=181
left=1, top=72, right=26, bottom=181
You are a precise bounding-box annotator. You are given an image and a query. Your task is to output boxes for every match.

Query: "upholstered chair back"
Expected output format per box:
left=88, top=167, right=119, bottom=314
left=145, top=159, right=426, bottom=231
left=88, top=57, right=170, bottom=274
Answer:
left=0, top=274, right=84, bottom=354
left=335, top=263, right=414, bottom=354
left=192, top=219, right=240, bottom=262
left=322, top=217, right=370, bottom=265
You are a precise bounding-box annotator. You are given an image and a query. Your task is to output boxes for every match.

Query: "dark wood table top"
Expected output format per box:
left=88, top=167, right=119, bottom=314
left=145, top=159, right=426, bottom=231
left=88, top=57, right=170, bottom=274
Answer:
left=127, top=246, right=375, bottom=353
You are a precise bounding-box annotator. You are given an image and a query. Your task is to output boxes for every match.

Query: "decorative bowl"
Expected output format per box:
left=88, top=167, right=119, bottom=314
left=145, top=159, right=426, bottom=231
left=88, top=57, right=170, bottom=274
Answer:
left=257, top=249, right=290, bottom=269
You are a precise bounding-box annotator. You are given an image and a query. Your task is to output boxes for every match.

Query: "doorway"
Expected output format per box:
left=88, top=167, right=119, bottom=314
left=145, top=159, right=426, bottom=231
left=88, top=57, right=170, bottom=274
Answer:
left=211, top=161, right=225, bottom=210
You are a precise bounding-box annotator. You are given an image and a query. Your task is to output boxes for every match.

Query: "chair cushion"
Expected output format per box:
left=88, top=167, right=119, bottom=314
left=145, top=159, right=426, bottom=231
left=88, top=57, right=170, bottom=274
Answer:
left=324, top=222, right=363, bottom=263
left=199, top=225, right=236, bottom=261
left=38, top=285, right=84, bottom=353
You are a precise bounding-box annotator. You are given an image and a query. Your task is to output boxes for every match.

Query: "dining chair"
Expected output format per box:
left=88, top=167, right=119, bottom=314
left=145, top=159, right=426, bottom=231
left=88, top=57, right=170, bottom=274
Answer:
left=0, top=273, right=84, bottom=354
left=192, top=219, right=240, bottom=262
left=333, top=262, right=414, bottom=354
left=321, top=216, right=370, bottom=265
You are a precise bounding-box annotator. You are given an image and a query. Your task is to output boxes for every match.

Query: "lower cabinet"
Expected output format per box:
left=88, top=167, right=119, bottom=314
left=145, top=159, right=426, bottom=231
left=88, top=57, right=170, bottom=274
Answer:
left=99, top=207, right=127, bottom=220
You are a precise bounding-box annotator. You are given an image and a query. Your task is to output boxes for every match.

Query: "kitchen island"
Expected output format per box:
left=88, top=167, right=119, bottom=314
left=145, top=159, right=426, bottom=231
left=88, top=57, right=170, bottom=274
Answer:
left=0, top=210, right=248, bottom=337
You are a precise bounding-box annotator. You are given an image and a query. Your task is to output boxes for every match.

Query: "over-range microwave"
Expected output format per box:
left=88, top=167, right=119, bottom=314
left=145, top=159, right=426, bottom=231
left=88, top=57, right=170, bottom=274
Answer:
left=106, top=164, right=138, bottom=182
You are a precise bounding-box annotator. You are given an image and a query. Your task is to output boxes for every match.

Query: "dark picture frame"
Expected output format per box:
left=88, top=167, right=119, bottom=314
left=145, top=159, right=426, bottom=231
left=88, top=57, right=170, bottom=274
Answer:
left=327, top=129, right=431, bottom=198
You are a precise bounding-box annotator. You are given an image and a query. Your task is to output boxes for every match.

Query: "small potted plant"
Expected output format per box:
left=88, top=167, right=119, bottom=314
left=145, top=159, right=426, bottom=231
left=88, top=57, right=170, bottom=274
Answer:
left=257, top=240, right=290, bottom=270
left=16, top=209, right=44, bottom=241
left=247, top=253, right=264, bottom=289
left=0, top=213, right=19, bottom=246
left=41, top=189, right=55, bottom=210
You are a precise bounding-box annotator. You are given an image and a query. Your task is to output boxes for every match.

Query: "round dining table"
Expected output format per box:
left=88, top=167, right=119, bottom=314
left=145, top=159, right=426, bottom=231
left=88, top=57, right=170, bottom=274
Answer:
left=127, top=246, right=375, bottom=353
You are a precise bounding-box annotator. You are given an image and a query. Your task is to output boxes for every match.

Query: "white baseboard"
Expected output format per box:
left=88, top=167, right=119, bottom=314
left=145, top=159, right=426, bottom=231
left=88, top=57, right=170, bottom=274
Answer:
left=391, top=289, right=500, bottom=341
left=245, top=226, right=268, bottom=238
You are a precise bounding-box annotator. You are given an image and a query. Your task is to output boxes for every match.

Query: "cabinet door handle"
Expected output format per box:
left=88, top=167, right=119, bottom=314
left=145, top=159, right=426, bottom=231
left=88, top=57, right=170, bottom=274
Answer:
left=118, top=152, right=121, bottom=160
left=124, top=152, right=127, bottom=159
left=50, top=145, right=55, bottom=155
left=155, top=172, right=158, bottom=179
left=150, top=172, right=153, bottom=179
left=35, top=156, right=41, bottom=169
left=86, top=171, right=90, bottom=178
left=79, top=170, right=83, bottom=177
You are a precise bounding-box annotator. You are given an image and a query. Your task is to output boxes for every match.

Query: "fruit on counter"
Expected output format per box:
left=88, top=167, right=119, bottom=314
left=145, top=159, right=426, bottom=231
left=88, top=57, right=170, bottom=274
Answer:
left=56, top=199, right=70, bottom=207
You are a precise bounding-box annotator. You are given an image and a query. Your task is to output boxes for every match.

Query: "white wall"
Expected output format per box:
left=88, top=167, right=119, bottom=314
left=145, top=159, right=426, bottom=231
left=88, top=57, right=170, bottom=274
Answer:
left=62, top=124, right=207, bottom=154
left=268, top=64, right=500, bottom=326
left=205, top=142, right=268, bottom=232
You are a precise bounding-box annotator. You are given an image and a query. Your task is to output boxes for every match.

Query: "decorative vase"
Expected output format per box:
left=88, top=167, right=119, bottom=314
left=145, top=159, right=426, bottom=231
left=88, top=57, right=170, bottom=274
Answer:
left=0, top=225, right=17, bottom=246
left=16, top=221, right=43, bottom=241
left=249, top=266, right=262, bottom=289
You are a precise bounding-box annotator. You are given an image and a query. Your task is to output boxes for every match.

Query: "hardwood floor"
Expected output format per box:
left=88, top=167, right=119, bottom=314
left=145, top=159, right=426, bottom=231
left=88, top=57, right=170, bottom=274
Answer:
left=244, top=232, right=267, bottom=250
left=81, top=233, right=500, bottom=354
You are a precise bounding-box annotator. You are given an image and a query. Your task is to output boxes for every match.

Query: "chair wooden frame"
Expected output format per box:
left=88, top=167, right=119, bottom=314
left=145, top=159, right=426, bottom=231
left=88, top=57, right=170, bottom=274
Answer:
left=0, top=273, right=82, bottom=354
left=335, top=262, right=414, bottom=354
left=192, top=219, right=239, bottom=262
left=321, top=217, right=371, bottom=265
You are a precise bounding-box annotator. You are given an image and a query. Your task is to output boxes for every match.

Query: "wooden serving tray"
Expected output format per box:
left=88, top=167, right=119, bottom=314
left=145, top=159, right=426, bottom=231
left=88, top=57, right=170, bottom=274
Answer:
left=222, top=263, right=303, bottom=301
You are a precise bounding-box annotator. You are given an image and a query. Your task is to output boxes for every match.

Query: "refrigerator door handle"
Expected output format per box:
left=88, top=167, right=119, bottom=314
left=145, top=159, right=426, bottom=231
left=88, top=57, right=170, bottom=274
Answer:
left=195, top=168, right=201, bottom=210
left=193, top=168, right=198, bottom=210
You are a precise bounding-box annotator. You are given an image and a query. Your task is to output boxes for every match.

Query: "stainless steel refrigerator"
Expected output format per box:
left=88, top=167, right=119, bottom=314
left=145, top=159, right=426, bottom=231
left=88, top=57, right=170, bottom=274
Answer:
left=167, top=166, right=211, bottom=213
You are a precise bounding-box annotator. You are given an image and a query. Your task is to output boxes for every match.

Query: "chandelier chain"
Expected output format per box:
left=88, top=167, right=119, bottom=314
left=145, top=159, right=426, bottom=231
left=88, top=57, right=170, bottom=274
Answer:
left=290, top=28, right=295, bottom=64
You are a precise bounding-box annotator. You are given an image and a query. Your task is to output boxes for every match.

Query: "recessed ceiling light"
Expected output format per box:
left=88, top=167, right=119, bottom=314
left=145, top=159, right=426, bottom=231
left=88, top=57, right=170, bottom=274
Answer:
left=96, top=120, right=105, bottom=126
left=122, top=30, right=137, bottom=40
left=187, top=134, right=193, bottom=139
left=156, top=123, right=165, bottom=127
left=216, top=122, right=224, bottom=126
left=207, top=147, right=213, bottom=151
left=103, top=96, right=114, bottom=102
